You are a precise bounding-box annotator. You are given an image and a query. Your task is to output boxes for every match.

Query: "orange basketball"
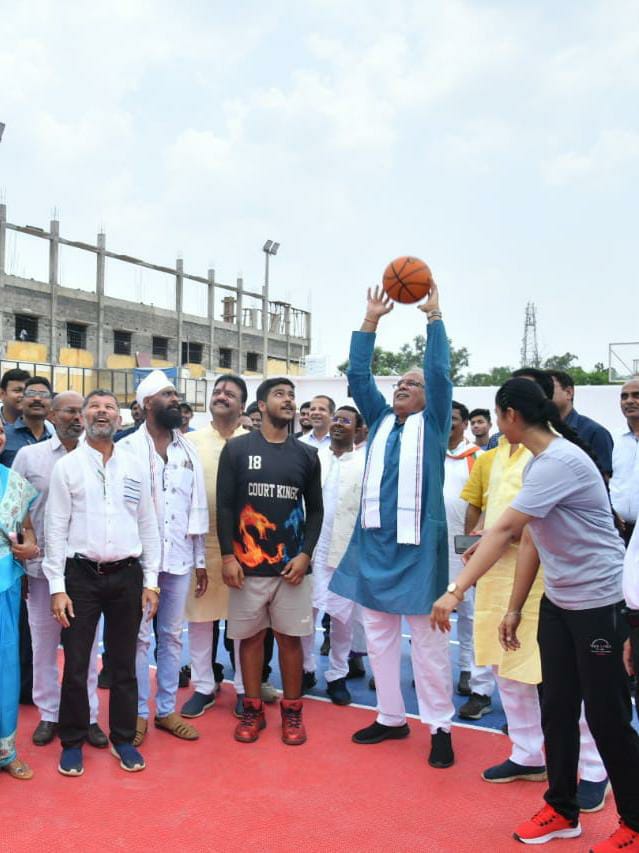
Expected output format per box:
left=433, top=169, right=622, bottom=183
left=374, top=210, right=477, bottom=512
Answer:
left=382, top=256, right=432, bottom=304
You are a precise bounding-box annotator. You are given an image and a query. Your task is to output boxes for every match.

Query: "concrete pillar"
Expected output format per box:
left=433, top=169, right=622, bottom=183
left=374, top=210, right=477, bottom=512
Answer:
left=207, top=268, right=216, bottom=372
left=285, top=303, right=291, bottom=373
left=176, top=258, right=184, bottom=369
left=236, top=276, right=244, bottom=374
left=96, top=231, right=106, bottom=367
left=49, top=218, right=60, bottom=364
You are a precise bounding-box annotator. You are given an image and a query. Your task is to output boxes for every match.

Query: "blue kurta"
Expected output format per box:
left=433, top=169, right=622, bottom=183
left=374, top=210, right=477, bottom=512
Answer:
left=329, top=320, right=452, bottom=615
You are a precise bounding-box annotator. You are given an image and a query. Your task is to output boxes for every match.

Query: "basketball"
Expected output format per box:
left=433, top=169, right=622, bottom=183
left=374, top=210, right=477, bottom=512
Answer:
left=382, top=256, right=432, bottom=304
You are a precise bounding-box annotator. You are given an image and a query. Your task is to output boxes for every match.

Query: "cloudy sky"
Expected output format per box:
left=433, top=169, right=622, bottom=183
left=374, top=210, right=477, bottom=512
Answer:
left=2, top=0, right=638, bottom=374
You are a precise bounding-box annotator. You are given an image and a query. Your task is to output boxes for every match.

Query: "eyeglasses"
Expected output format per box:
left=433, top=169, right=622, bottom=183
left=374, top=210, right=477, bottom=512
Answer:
left=24, top=389, right=52, bottom=399
left=392, top=380, right=424, bottom=390
left=331, top=415, right=353, bottom=425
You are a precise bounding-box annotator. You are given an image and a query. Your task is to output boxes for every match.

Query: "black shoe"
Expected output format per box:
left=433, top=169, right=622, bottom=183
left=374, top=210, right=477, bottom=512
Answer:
left=429, top=728, right=454, bottom=768
left=326, top=677, right=352, bottom=706
left=97, top=668, right=112, bottom=690
left=319, top=636, right=330, bottom=656
left=213, top=662, right=224, bottom=685
left=178, top=665, right=191, bottom=689
left=368, top=675, right=376, bottom=691
left=87, top=723, right=109, bottom=749
left=457, top=670, right=471, bottom=696
left=32, top=720, right=57, bottom=746
left=346, top=655, right=366, bottom=680
left=352, top=721, right=410, bottom=744
left=458, top=693, right=492, bottom=720
left=302, top=671, right=317, bottom=693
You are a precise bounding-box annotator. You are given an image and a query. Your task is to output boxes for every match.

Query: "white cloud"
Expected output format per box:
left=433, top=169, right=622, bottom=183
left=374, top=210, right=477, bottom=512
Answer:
left=541, top=129, right=639, bottom=185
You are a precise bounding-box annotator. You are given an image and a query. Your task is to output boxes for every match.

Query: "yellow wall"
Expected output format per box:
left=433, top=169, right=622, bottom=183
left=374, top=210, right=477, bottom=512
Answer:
left=59, top=347, right=94, bottom=368
left=185, top=363, right=206, bottom=379
left=267, top=358, right=303, bottom=376
left=5, top=341, right=48, bottom=362
left=52, top=367, right=98, bottom=395
left=150, top=358, right=174, bottom=369
left=106, top=354, right=136, bottom=369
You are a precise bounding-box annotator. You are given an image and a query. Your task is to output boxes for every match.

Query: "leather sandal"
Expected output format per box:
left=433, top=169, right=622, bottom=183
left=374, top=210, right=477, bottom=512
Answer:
left=133, top=716, right=148, bottom=747
left=1, top=758, right=34, bottom=780
left=154, top=712, right=199, bottom=740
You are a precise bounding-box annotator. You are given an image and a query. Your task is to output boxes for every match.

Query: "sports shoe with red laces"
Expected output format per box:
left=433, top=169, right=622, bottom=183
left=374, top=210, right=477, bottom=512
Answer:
left=234, top=697, right=266, bottom=743
left=280, top=698, right=307, bottom=746
left=513, top=804, right=581, bottom=844
left=589, top=820, right=639, bottom=852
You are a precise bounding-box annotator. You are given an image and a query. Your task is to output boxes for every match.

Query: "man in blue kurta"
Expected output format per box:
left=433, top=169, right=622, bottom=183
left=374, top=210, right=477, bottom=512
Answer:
left=329, top=282, right=456, bottom=768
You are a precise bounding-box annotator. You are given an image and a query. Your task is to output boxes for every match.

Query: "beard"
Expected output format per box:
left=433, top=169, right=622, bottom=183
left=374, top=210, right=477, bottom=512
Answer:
left=156, top=406, right=183, bottom=430
left=86, top=421, right=116, bottom=440
left=266, top=413, right=291, bottom=431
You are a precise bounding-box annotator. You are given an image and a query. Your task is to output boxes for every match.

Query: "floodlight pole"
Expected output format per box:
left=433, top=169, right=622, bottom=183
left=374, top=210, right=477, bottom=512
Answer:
left=262, top=240, right=279, bottom=378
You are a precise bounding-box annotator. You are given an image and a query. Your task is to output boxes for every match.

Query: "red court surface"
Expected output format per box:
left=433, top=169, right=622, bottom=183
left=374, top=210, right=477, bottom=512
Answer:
left=1, top=685, right=618, bottom=853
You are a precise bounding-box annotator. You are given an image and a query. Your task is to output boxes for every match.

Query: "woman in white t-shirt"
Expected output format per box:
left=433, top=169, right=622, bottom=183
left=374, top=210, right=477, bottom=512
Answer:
left=430, top=377, right=639, bottom=852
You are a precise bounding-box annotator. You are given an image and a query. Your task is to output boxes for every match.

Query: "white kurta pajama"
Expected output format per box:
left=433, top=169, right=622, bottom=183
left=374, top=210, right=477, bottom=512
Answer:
left=301, top=445, right=365, bottom=681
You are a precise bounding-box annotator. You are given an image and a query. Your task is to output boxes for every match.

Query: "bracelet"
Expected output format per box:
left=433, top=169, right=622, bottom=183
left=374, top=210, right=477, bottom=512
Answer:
left=506, top=610, right=521, bottom=617
left=427, top=310, right=442, bottom=320
left=364, top=316, right=378, bottom=325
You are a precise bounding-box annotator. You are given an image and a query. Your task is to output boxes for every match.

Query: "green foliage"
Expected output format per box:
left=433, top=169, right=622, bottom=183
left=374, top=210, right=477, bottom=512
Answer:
left=337, top=343, right=610, bottom=386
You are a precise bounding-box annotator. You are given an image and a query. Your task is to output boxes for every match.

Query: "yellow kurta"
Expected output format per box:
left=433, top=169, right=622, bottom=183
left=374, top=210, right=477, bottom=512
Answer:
left=461, top=436, right=544, bottom=685
left=184, top=423, right=247, bottom=622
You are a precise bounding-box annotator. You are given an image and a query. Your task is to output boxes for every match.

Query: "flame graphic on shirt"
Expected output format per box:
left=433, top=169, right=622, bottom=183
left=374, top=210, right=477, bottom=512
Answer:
left=233, top=504, right=285, bottom=569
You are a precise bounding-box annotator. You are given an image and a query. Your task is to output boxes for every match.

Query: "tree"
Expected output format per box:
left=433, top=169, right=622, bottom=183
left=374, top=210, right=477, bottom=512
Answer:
left=337, top=336, right=470, bottom=383
left=464, top=366, right=514, bottom=387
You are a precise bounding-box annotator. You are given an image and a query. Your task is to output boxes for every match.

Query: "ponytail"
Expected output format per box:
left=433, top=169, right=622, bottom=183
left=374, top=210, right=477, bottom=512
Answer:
left=495, top=379, right=607, bottom=483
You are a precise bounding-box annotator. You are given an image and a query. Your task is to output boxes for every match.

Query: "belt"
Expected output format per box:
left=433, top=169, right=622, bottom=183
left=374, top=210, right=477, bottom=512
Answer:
left=73, top=554, right=139, bottom=576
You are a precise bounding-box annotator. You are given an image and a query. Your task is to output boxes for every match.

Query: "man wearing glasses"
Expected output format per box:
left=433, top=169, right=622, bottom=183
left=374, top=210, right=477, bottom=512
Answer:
left=330, top=283, right=456, bottom=769
left=0, top=376, right=54, bottom=467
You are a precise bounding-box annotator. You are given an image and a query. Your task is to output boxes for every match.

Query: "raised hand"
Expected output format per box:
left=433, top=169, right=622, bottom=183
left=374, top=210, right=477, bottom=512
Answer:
left=417, top=280, right=440, bottom=315
left=365, top=286, right=394, bottom=321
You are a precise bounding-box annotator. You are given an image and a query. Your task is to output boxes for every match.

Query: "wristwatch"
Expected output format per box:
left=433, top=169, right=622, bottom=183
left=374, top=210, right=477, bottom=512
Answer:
left=148, top=587, right=161, bottom=595
left=446, top=582, right=464, bottom=602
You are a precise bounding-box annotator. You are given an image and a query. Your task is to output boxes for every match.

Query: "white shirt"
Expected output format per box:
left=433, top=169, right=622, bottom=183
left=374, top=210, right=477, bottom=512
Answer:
left=624, top=523, right=639, bottom=610
left=120, top=426, right=205, bottom=575
left=42, top=442, right=161, bottom=594
left=299, top=431, right=331, bottom=450
left=12, top=433, right=73, bottom=579
left=315, top=445, right=365, bottom=568
left=444, top=439, right=478, bottom=578
left=611, top=429, right=639, bottom=523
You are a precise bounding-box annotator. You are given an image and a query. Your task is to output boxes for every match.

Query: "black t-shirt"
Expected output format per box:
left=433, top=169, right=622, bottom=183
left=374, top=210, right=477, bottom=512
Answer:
left=216, top=431, right=323, bottom=577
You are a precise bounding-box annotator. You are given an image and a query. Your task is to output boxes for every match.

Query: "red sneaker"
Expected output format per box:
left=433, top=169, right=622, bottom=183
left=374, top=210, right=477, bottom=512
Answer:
left=513, top=804, right=581, bottom=844
left=280, top=699, right=307, bottom=745
left=590, top=821, right=639, bottom=852
left=234, top=697, right=266, bottom=743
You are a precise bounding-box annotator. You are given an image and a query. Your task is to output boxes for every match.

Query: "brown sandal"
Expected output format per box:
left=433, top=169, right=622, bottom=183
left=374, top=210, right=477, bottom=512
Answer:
left=133, top=716, right=148, bottom=747
left=154, top=712, right=199, bottom=740
left=1, top=758, right=34, bottom=780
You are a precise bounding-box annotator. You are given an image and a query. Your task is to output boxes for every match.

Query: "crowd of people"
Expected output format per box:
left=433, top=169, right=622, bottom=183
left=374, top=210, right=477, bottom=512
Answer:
left=1, top=283, right=639, bottom=851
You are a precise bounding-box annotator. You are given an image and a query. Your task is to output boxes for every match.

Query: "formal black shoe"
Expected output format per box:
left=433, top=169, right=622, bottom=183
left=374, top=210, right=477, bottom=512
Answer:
left=97, top=668, right=112, bottom=690
left=32, top=720, right=57, bottom=746
left=352, top=721, right=410, bottom=744
left=87, top=723, right=109, bottom=749
left=428, top=728, right=454, bottom=768
left=302, top=671, right=317, bottom=693
left=346, top=655, right=366, bottom=680
left=326, top=677, right=352, bottom=706
left=178, top=665, right=191, bottom=688
left=319, top=635, right=330, bottom=656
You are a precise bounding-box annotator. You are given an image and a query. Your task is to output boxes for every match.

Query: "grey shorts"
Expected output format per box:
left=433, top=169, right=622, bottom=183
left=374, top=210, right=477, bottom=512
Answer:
left=227, top=575, right=314, bottom=640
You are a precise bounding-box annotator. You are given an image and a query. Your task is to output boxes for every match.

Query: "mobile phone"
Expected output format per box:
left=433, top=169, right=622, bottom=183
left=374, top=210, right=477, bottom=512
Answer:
left=454, top=534, right=480, bottom=555
left=16, top=524, right=24, bottom=545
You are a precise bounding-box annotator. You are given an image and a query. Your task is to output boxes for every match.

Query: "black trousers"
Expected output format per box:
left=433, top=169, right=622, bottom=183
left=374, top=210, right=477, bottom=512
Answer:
left=538, top=595, right=639, bottom=829
left=18, top=596, right=34, bottom=705
left=59, top=558, right=143, bottom=749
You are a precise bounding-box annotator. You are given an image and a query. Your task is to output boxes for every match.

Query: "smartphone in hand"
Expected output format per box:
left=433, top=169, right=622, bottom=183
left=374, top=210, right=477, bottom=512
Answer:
left=454, top=534, right=481, bottom=555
